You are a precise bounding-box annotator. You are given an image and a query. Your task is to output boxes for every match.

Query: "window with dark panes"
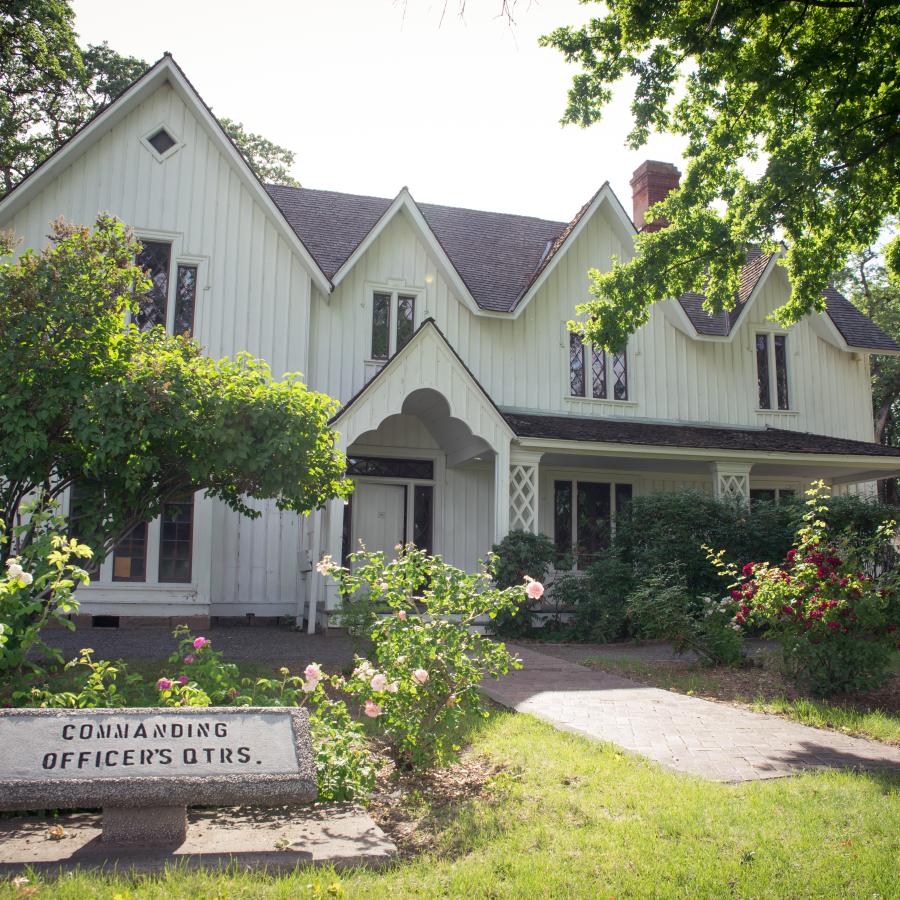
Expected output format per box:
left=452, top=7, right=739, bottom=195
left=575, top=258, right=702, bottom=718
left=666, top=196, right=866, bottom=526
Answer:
left=553, top=481, right=573, bottom=563
left=346, top=457, right=434, bottom=479
left=774, top=334, right=789, bottom=409
left=158, top=495, right=194, bottom=583
left=612, top=350, right=628, bottom=400
left=756, top=333, right=771, bottom=409
left=554, top=480, right=632, bottom=569
left=341, top=498, right=353, bottom=567
left=174, top=264, right=197, bottom=336
left=412, top=485, right=433, bottom=554
left=569, top=333, right=586, bottom=396
left=576, top=482, right=611, bottom=567
left=134, top=241, right=171, bottom=331
left=371, top=292, right=391, bottom=360
left=397, top=295, right=415, bottom=351
left=591, top=345, right=607, bottom=399
left=112, top=522, right=148, bottom=582
left=147, top=128, right=176, bottom=155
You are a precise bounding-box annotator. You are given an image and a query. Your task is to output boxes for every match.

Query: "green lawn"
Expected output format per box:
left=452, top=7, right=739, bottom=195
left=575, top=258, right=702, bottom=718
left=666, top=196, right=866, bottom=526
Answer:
left=584, top=654, right=900, bottom=746
left=3, top=709, right=898, bottom=899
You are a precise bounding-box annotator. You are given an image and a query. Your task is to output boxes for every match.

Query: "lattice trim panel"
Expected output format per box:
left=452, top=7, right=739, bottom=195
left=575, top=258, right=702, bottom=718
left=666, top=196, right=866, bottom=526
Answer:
left=509, top=463, right=538, bottom=532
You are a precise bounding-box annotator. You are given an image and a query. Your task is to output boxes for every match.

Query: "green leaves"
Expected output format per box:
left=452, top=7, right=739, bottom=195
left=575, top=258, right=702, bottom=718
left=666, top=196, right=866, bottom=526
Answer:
left=544, top=0, right=900, bottom=349
left=1, top=216, right=349, bottom=567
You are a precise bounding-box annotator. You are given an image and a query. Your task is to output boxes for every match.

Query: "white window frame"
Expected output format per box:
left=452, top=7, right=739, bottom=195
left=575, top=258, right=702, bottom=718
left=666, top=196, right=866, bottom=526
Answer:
left=131, top=230, right=207, bottom=338
left=564, top=325, right=635, bottom=406
left=139, top=123, right=185, bottom=164
left=553, top=477, right=634, bottom=571
left=365, top=284, right=424, bottom=364
left=754, top=330, right=794, bottom=413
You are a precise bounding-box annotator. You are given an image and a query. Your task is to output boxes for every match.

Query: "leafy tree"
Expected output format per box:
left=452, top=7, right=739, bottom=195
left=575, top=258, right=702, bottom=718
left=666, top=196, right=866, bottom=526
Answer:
left=0, top=4, right=300, bottom=195
left=542, top=1, right=900, bottom=350
left=0, top=217, right=349, bottom=567
left=219, top=118, right=301, bottom=187
left=836, top=237, right=900, bottom=502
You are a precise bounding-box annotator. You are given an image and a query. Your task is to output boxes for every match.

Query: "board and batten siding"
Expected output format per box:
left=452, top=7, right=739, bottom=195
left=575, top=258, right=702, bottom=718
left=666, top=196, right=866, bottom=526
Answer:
left=3, top=80, right=316, bottom=618
left=312, top=201, right=874, bottom=443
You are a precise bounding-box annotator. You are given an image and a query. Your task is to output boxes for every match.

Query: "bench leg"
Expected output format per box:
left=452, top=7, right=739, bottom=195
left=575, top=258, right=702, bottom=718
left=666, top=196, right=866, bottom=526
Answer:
left=102, top=806, right=187, bottom=845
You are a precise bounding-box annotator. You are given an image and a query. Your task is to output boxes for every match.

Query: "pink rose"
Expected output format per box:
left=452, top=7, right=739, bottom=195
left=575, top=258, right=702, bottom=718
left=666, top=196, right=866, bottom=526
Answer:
left=183, top=654, right=194, bottom=665
left=364, top=699, right=382, bottom=718
left=413, top=668, right=429, bottom=685
left=192, top=637, right=208, bottom=650
left=397, top=610, right=407, bottom=620
left=370, top=673, right=387, bottom=691
left=177, top=675, right=188, bottom=685
left=525, top=579, right=545, bottom=601
left=304, top=663, right=322, bottom=683
left=387, top=681, right=399, bottom=694
left=156, top=678, right=172, bottom=691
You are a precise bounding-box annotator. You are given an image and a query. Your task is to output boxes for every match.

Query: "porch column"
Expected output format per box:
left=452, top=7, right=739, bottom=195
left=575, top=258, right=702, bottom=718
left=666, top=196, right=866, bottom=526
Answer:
left=509, top=449, right=543, bottom=533
left=710, top=462, right=752, bottom=503
left=493, top=439, right=511, bottom=542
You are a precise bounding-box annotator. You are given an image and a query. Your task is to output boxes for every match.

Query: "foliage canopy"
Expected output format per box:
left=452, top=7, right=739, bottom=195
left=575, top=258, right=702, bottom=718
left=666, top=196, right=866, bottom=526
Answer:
left=543, top=0, right=900, bottom=350
left=0, top=217, right=348, bottom=564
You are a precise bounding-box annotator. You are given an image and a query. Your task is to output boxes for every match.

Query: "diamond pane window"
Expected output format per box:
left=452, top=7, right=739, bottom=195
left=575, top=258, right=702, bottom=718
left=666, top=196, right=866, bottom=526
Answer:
left=774, top=334, right=789, bottom=409
left=134, top=241, right=171, bottom=331
left=756, top=333, right=771, bottom=409
left=371, top=292, right=391, bottom=360
left=612, top=350, right=628, bottom=400
left=569, top=333, right=585, bottom=397
left=576, top=482, right=611, bottom=568
left=158, top=495, right=194, bottom=583
left=174, top=264, right=197, bottom=337
left=346, top=457, right=434, bottom=479
left=148, top=128, right=177, bottom=155
left=112, top=522, right=147, bottom=582
left=591, top=345, right=607, bottom=399
left=397, top=295, right=415, bottom=351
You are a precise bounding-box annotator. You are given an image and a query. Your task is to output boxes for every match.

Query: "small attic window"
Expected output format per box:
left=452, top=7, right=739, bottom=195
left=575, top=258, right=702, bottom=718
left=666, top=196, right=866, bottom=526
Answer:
left=148, top=128, right=176, bottom=155
left=141, top=125, right=182, bottom=162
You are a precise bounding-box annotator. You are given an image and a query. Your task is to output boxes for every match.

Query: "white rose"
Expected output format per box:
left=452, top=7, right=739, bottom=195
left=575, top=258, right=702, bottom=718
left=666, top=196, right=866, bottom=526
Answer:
left=19, top=572, right=33, bottom=586
left=6, top=562, right=23, bottom=579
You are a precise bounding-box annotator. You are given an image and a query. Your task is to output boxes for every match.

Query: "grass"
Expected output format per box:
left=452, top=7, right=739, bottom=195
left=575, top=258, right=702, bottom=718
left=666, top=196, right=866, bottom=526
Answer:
left=583, top=654, right=900, bottom=746
left=2, top=710, right=899, bottom=898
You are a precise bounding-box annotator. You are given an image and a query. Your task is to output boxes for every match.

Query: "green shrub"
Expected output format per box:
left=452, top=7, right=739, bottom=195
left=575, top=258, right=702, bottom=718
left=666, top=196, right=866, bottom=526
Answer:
left=714, top=483, right=899, bottom=696
left=324, top=545, right=524, bottom=768
left=0, top=501, right=93, bottom=696
left=490, top=530, right=557, bottom=636
left=626, top=566, right=745, bottom=666
left=562, top=550, right=634, bottom=643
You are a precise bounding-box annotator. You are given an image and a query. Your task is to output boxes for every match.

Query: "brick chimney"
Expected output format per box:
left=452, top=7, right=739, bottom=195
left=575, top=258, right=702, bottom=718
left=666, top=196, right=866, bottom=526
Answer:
left=630, top=160, right=681, bottom=232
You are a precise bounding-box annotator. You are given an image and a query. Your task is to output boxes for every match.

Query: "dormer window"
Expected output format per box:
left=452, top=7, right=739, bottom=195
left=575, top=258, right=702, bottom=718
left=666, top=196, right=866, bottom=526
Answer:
left=570, top=333, right=627, bottom=401
left=141, top=125, right=182, bottom=162
left=371, top=290, right=418, bottom=361
left=756, top=333, right=789, bottom=410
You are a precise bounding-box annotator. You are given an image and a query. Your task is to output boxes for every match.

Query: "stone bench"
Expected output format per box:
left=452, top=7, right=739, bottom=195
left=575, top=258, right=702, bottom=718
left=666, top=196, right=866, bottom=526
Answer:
left=0, top=707, right=316, bottom=846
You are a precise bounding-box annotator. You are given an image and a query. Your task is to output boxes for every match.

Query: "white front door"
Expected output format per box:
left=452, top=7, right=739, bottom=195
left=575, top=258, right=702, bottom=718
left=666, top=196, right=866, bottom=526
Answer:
left=352, top=482, right=407, bottom=559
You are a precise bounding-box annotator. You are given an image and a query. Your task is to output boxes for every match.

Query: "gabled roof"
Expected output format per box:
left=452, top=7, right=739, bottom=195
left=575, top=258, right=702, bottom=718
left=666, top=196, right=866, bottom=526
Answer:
left=268, top=183, right=566, bottom=313
left=676, top=250, right=898, bottom=353
left=0, top=55, right=332, bottom=296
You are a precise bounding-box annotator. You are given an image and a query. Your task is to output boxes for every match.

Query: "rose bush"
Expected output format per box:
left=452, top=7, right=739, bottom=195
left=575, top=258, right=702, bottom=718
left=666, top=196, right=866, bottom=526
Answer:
left=325, top=545, right=528, bottom=768
left=709, top=482, right=899, bottom=696
left=0, top=501, right=93, bottom=697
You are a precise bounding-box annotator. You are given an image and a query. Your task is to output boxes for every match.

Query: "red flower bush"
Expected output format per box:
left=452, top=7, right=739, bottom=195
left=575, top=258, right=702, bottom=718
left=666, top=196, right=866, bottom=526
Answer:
left=708, top=483, right=899, bottom=696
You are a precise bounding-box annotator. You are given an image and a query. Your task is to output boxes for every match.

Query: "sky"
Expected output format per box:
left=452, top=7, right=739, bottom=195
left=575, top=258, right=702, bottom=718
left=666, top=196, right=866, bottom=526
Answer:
left=71, top=0, right=687, bottom=223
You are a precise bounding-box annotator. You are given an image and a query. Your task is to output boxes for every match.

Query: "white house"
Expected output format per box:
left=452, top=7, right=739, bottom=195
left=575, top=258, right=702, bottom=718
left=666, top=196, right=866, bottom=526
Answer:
left=2, top=55, right=898, bottom=630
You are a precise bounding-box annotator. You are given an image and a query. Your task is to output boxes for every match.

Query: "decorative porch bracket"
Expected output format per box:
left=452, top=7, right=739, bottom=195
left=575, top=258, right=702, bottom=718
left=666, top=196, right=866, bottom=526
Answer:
left=509, top=450, right=544, bottom=533
left=710, top=462, right=752, bottom=504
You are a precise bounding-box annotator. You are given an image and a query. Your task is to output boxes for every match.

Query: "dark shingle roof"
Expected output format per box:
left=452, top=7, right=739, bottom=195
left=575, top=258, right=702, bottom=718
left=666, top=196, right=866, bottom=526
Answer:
left=266, top=185, right=897, bottom=352
left=266, top=185, right=565, bottom=312
left=504, top=411, right=900, bottom=458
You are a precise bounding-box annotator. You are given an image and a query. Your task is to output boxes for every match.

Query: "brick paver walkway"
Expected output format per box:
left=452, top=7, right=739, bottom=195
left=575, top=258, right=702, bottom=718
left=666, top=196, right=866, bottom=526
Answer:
left=482, top=644, right=900, bottom=782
